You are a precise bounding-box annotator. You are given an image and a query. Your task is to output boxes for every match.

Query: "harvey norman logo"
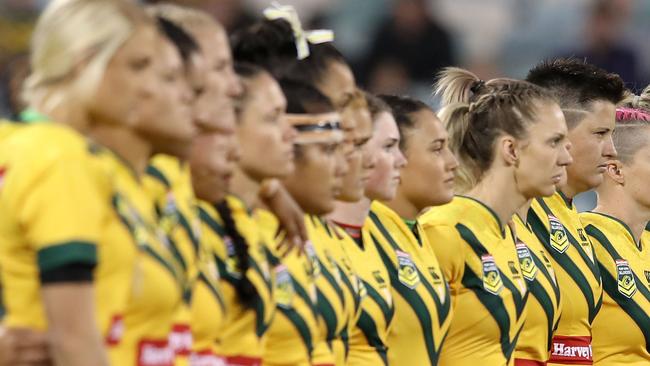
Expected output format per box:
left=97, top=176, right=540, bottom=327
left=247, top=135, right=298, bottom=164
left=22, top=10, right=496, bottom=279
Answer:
left=551, top=342, right=592, bottom=360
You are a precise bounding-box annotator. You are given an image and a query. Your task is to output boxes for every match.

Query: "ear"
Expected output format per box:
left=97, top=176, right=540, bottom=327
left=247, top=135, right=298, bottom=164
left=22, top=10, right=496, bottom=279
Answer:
left=605, top=160, right=625, bottom=185
left=499, top=135, right=519, bottom=167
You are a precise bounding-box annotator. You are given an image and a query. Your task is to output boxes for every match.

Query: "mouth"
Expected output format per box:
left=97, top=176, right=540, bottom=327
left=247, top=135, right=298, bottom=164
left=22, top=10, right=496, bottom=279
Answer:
left=443, top=176, right=455, bottom=185
left=551, top=174, right=563, bottom=184
left=597, top=164, right=608, bottom=173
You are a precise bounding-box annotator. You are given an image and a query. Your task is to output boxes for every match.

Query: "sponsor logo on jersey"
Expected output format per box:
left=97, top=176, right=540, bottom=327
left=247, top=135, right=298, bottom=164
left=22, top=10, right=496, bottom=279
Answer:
left=224, top=236, right=242, bottom=279
left=516, top=241, right=538, bottom=281
left=644, top=270, right=650, bottom=287
left=0, top=166, right=5, bottom=189
left=137, top=339, right=174, bottom=366
left=396, top=250, right=420, bottom=289
left=616, top=259, right=637, bottom=298
left=428, top=266, right=447, bottom=303
left=481, top=254, right=503, bottom=295
left=548, top=215, right=569, bottom=253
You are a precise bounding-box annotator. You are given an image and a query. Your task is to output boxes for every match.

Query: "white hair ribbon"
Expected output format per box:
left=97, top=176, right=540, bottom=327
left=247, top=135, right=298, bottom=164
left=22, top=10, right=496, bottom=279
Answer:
left=263, top=2, right=334, bottom=60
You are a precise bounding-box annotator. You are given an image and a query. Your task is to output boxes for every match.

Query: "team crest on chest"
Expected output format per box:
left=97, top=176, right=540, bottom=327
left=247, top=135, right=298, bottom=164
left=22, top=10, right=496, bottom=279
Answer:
left=548, top=215, right=569, bottom=253
left=616, top=259, right=637, bottom=298
left=396, top=250, right=420, bottom=289
left=481, top=254, right=503, bottom=295
left=224, top=236, right=242, bottom=279
left=516, top=241, right=538, bottom=281
left=305, top=241, right=321, bottom=278
left=274, top=264, right=294, bottom=308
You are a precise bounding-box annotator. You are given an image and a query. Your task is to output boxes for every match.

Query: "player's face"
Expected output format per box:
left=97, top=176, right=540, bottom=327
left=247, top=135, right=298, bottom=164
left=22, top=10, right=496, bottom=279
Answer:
left=398, top=109, right=458, bottom=209
left=237, top=73, right=295, bottom=180
left=338, top=104, right=373, bottom=202
left=619, top=136, right=650, bottom=209
left=187, top=24, right=242, bottom=132
left=189, top=129, right=239, bottom=203
left=89, top=24, right=160, bottom=128
left=283, top=141, right=346, bottom=215
left=565, top=100, right=617, bottom=194
left=515, top=101, right=572, bottom=199
left=133, top=36, right=195, bottom=159
left=365, top=112, right=407, bottom=201
left=317, top=60, right=356, bottom=113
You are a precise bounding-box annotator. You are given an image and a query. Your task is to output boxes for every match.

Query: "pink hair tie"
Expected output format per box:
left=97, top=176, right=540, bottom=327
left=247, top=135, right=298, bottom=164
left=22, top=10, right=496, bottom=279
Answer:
left=616, top=107, right=650, bottom=122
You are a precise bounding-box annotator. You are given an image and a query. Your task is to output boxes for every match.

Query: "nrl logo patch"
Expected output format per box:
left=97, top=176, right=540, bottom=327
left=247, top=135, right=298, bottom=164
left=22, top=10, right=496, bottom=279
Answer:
left=481, top=254, right=503, bottom=295
left=616, top=259, right=637, bottom=298
left=548, top=215, right=569, bottom=253
left=516, top=241, right=538, bottom=281
left=274, top=264, right=294, bottom=308
left=396, top=250, right=420, bottom=289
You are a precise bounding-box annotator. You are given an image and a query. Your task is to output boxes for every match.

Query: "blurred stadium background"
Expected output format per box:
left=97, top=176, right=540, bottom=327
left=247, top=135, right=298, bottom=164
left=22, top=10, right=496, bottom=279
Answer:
left=1, top=0, right=642, bottom=208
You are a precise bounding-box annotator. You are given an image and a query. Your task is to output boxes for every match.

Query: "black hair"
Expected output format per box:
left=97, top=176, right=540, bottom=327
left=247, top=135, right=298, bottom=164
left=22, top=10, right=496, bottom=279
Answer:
left=155, top=16, right=200, bottom=64
left=215, top=200, right=257, bottom=309
left=526, top=58, right=626, bottom=112
left=364, top=92, right=391, bottom=121
left=378, top=94, right=432, bottom=149
left=280, top=79, right=335, bottom=115
left=231, top=18, right=347, bottom=86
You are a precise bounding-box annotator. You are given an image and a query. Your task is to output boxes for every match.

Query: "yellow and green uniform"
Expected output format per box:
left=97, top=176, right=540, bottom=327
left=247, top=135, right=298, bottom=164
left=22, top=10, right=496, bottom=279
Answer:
left=419, top=196, right=529, bottom=366
left=581, top=212, right=650, bottom=365
left=512, top=214, right=562, bottom=365
left=257, top=209, right=320, bottom=366
left=367, top=201, right=451, bottom=366
left=198, top=196, right=274, bottom=365
left=528, top=192, right=603, bottom=365
left=0, top=123, right=110, bottom=332
left=144, top=155, right=202, bottom=365
left=336, top=220, right=392, bottom=366
left=308, top=216, right=359, bottom=366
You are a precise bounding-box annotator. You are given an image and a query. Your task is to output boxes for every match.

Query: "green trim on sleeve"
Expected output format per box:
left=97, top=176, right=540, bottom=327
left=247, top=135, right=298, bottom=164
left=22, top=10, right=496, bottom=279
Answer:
left=37, top=241, right=97, bottom=272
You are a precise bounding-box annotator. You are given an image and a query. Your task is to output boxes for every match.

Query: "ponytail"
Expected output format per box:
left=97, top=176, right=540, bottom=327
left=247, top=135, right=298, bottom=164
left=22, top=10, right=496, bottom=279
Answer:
left=215, top=200, right=257, bottom=308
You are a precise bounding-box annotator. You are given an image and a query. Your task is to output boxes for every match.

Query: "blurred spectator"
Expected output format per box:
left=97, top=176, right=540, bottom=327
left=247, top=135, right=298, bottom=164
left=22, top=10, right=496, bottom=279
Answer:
left=0, top=53, right=30, bottom=119
left=0, top=0, right=40, bottom=64
left=358, top=0, right=455, bottom=94
left=564, top=0, right=641, bottom=87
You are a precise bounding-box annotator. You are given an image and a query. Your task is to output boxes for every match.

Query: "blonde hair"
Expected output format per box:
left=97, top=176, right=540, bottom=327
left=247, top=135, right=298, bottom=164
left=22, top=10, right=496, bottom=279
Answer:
left=146, top=3, right=222, bottom=34
left=435, top=67, right=556, bottom=192
left=25, top=0, right=149, bottom=114
left=619, top=85, right=650, bottom=110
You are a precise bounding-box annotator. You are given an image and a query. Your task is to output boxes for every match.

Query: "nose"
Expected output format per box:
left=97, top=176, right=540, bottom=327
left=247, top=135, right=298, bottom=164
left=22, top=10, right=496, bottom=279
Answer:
left=446, top=147, right=459, bottom=171
left=603, top=133, right=617, bottom=160
left=227, top=68, right=244, bottom=98
left=395, top=149, right=407, bottom=169
left=559, top=141, right=573, bottom=167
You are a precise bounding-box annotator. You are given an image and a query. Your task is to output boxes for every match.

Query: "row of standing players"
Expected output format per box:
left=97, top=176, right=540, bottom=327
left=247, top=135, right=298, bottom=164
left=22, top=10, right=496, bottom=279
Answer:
left=1, top=1, right=650, bottom=366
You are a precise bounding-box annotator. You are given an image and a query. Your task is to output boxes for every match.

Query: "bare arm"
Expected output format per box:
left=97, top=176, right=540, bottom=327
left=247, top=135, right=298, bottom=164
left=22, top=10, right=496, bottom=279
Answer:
left=41, top=283, right=108, bottom=366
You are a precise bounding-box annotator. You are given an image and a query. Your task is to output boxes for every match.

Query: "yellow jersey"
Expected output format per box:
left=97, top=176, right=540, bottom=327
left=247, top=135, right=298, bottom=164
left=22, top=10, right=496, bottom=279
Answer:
left=528, top=192, right=602, bottom=365
left=0, top=123, right=109, bottom=331
left=419, top=196, right=528, bottom=366
left=257, top=209, right=320, bottom=366
left=367, top=201, right=452, bottom=366
left=199, top=196, right=274, bottom=364
left=308, top=216, right=359, bottom=366
left=512, top=214, right=562, bottom=364
left=337, top=220, right=393, bottom=366
left=580, top=212, right=650, bottom=366
left=144, top=155, right=202, bottom=364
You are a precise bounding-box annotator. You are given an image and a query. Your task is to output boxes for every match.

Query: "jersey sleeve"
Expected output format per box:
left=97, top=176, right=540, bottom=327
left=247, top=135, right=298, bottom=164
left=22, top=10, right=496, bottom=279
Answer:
left=420, top=223, right=465, bottom=285
left=8, top=145, right=105, bottom=274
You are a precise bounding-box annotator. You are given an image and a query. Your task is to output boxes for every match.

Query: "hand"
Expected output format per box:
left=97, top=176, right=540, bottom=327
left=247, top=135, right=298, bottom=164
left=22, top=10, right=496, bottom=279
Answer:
left=259, top=179, right=307, bottom=256
left=0, top=326, right=52, bottom=366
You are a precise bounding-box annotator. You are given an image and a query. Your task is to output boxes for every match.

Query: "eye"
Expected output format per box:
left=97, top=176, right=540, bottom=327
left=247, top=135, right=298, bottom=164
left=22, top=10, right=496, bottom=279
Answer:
left=130, top=57, right=151, bottom=71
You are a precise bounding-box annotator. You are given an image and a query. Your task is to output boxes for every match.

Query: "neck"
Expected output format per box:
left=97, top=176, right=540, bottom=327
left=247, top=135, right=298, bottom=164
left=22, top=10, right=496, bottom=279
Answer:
left=516, top=199, right=533, bottom=224
left=468, top=170, right=526, bottom=228
left=559, top=180, right=580, bottom=200
left=594, top=188, right=650, bottom=244
left=46, top=101, right=89, bottom=133
left=329, top=196, right=372, bottom=227
left=385, top=188, right=419, bottom=220
left=88, top=124, right=151, bottom=176
left=230, top=167, right=261, bottom=209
